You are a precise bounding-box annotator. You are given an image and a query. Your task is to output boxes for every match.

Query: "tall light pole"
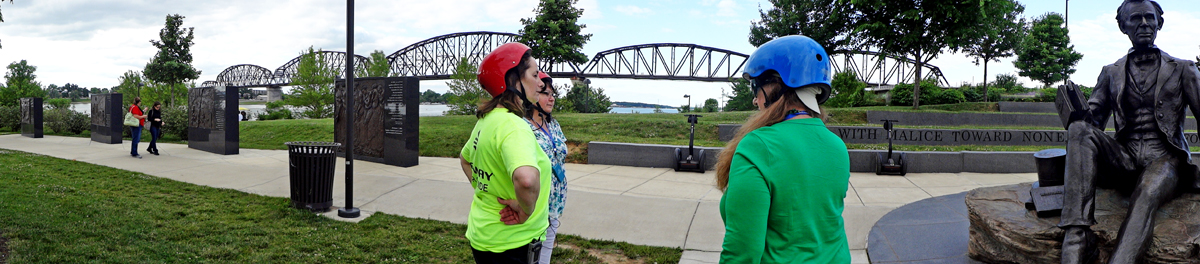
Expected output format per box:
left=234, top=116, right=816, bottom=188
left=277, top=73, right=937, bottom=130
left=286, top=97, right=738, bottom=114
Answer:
left=683, top=94, right=691, bottom=112
left=339, top=0, right=360, bottom=219
left=1063, top=0, right=1070, bottom=85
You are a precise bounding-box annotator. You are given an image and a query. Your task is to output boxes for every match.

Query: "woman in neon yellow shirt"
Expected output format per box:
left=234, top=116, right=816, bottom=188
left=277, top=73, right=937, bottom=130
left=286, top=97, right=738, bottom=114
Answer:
left=459, top=42, right=553, bottom=264
left=714, top=35, right=851, bottom=264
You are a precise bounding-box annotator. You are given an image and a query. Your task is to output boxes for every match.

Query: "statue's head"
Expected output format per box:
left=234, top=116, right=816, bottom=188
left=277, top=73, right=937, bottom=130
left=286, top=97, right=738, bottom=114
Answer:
left=1116, top=0, right=1165, bottom=50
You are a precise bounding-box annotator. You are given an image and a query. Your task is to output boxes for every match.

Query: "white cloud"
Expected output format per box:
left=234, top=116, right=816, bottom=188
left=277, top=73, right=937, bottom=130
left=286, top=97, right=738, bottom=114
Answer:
left=614, top=5, right=653, bottom=16
left=0, top=0, right=546, bottom=88
left=716, top=0, right=739, bottom=17
left=577, top=0, right=603, bottom=20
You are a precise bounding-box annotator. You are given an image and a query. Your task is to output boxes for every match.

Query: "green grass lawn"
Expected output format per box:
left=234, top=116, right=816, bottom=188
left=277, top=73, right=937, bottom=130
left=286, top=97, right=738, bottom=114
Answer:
left=15, top=102, right=1084, bottom=162
left=0, top=149, right=681, bottom=263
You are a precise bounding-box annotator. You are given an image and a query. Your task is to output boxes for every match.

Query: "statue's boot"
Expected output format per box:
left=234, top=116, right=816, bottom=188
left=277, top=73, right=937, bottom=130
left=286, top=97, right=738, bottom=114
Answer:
left=1061, top=226, right=1097, bottom=264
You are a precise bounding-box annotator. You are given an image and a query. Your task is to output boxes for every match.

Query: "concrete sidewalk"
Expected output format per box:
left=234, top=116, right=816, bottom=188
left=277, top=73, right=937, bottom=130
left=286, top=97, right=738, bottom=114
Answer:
left=0, top=135, right=1036, bottom=264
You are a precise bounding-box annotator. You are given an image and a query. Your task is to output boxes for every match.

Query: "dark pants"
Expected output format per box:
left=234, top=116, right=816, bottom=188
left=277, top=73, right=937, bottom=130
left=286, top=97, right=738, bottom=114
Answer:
left=1061, top=121, right=1183, bottom=263
left=149, top=126, right=161, bottom=151
left=131, top=125, right=143, bottom=156
left=472, top=240, right=541, bottom=264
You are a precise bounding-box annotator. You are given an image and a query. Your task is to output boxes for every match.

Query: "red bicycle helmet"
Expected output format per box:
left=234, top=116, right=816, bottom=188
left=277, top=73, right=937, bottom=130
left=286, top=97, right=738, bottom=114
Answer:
left=478, top=43, right=532, bottom=97
left=538, top=71, right=552, bottom=87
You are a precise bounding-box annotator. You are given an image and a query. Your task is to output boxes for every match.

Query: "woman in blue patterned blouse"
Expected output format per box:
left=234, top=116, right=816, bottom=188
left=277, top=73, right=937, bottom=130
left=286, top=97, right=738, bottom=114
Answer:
left=525, top=71, right=569, bottom=264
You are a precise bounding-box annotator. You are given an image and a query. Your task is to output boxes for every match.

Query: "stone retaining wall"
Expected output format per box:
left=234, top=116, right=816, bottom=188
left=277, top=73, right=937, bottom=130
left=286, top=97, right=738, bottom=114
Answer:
left=588, top=141, right=1200, bottom=173
left=866, top=111, right=1195, bottom=129
left=997, top=102, right=1056, bottom=113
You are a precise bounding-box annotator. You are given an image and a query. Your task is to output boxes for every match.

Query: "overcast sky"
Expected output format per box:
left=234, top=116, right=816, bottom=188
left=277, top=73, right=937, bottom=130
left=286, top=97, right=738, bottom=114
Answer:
left=1, top=0, right=1198, bottom=107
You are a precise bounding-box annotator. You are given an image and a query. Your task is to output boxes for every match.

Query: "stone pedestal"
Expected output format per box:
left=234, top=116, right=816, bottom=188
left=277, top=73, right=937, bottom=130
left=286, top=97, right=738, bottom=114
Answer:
left=20, top=97, right=42, bottom=138
left=90, top=93, right=123, bottom=144
left=187, top=85, right=239, bottom=155
left=966, top=183, right=1200, bottom=264
left=266, top=86, right=283, bottom=102
left=334, top=77, right=419, bottom=167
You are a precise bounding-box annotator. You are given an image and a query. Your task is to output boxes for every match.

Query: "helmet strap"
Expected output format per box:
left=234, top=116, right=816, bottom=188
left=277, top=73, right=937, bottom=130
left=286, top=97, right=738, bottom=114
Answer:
left=762, top=86, right=785, bottom=109
left=514, top=82, right=552, bottom=121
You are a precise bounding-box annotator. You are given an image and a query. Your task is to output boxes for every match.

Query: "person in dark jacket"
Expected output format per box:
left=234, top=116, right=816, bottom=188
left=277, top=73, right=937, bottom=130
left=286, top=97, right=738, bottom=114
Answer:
left=146, top=102, right=163, bottom=155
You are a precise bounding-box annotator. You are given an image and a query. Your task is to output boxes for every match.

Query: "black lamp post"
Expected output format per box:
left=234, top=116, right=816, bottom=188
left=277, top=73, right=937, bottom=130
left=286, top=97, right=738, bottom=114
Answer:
left=683, top=94, right=691, bottom=112
left=338, top=0, right=360, bottom=219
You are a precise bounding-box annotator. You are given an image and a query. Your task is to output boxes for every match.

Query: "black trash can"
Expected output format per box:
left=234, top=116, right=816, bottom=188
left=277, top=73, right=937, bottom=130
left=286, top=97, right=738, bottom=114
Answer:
left=285, top=141, right=341, bottom=212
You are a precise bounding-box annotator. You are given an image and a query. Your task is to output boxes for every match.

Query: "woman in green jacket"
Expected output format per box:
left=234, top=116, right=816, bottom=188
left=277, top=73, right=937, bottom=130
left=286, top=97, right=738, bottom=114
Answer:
left=714, top=35, right=851, bottom=264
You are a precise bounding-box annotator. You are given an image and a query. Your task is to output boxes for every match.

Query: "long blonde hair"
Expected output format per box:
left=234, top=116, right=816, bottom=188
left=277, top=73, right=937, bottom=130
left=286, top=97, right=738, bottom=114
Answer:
left=714, top=87, right=822, bottom=192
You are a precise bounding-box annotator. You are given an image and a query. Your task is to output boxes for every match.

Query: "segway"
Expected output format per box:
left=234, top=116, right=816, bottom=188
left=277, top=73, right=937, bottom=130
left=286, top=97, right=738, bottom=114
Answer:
left=675, top=114, right=707, bottom=172
left=876, top=119, right=907, bottom=176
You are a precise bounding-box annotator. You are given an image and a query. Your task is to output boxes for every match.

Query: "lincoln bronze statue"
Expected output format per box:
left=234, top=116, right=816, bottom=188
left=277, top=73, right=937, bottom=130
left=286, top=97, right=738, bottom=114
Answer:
left=1057, top=0, right=1200, bottom=263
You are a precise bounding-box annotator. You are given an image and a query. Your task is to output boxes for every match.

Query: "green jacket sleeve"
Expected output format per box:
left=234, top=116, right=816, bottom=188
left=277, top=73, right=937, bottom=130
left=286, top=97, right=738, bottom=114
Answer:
left=720, top=134, right=771, bottom=264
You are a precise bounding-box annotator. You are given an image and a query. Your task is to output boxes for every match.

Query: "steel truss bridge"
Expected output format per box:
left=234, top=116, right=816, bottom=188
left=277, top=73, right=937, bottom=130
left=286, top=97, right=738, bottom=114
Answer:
left=204, top=31, right=947, bottom=88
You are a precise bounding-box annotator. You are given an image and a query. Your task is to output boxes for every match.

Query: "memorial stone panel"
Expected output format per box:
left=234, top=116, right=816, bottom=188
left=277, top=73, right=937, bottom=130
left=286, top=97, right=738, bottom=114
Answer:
left=335, top=77, right=419, bottom=167
left=89, top=93, right=123, bottom=144
left=187, top=85, right=239, bottom=155
left=20, top=97, right=43, bottom=138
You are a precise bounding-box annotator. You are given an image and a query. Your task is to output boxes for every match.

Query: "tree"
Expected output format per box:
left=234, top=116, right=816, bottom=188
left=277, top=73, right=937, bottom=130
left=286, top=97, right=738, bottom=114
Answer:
left=851, top=0, right=987, bottom=109
left=518, top=0, right=593, bottom=67
left=143, top=14, right=200, bottom=106
left=44, top=84, right=61, bottom=98
left=1014, top=13, right=1083, bottom=88
left=445, top=58, right=486, bottom=115
left=702, top=98, right=719, bottom=112
left=962, top=0, right=1025, bottom=100
left=724, top=79, right=755, bottom=111
left=749, top=0, right=857, bottom=54
left=358, top=50, right=391, bottom=77
left=239, top=87, right=254, bottom=99
left=287, top=47, right=337, bottom=118
left=113, top=70, right=146, bottom=107
left=420, top=89, right=445, bottom=103
left=828, top=70, right=867, bottom=108
left=551, top=84, right=576, bottom=113
left=61, top=83, right=82, bottom=100
left=679, top=105, right=691, bottom=113
left=1, top=60, right=43, bottom=106
left=564, top=82, right=611, bottom=113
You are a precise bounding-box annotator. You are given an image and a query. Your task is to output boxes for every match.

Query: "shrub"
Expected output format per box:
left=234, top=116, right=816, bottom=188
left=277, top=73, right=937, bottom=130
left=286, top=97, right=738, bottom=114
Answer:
left=985, top=88, right=1003, bottom=102
left=44, top=109, right=88, bottom=134
left=828, top=70, right=866, bottom=108
left=860, top=92, right=887, bottom=106
left=161, top=104, right=189, bottom=140
left=890, top=83, right=913, bottom=106
left=45, top=98, right=71, bottom=110
left=258, top=101, right=296, bottom=121
left=890, top=80, right=935, bottom=106
left=0, top=105, right=19, bottom=131
left=1036, top=87, right=1058, bottom=102
left=258, top=108, right=295, bottom=121
left=929, top=89, right=966, bottom=105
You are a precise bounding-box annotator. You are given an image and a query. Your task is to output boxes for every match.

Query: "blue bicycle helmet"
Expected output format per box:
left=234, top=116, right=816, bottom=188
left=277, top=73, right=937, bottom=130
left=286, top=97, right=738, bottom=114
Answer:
left=743, top=35, right=832, bottom=109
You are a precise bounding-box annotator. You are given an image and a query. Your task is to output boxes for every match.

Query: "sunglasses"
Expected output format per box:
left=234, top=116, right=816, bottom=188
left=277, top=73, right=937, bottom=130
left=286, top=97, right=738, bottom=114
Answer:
left=750, top=75, right=780, bottom=96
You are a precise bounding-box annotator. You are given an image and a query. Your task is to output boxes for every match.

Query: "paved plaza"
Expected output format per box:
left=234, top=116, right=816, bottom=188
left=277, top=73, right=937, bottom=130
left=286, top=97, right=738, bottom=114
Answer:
left=0, top=134, right=1038, bottom=264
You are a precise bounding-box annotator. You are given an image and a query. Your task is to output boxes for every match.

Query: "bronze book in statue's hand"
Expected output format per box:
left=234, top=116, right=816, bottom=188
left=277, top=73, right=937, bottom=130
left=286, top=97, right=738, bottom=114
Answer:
left=1055, top=81, right=1092, bottom=130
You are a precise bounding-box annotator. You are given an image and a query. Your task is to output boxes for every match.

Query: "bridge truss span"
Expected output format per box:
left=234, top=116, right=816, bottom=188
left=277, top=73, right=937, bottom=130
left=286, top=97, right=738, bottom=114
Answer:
left=578, top=43, right=748, bottom=82
left=829, top=51, right=949, bottom=87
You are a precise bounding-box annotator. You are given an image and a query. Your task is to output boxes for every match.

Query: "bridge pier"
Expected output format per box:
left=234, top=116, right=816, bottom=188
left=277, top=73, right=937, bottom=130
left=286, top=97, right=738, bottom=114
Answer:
left=266, top=86, right=283, bottom=102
